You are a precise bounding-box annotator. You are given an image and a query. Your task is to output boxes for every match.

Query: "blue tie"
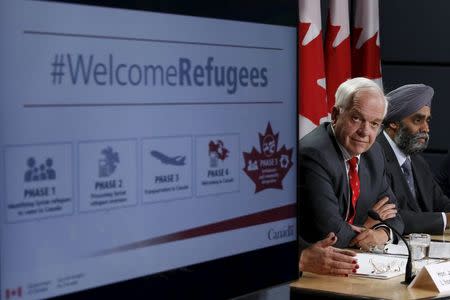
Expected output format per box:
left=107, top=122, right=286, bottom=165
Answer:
left=401, top=157, right=416, bottom=199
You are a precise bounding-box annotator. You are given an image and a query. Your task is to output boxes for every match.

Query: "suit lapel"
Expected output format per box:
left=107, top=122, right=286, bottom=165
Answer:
left=410, top=156, right=431, bottom=211
left=377, top=133, right=422, bottom=212
left=356, top=157, right=369, bottom=220
left=326, top=124, right=351, bottom=219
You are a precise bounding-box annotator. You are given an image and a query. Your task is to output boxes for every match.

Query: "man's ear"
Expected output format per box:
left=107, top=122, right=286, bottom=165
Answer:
left=388, top=122, right=399, bottom=130
left=331, top=107, right=339, bottom=124
left=385, top=121, right=400, bottom=136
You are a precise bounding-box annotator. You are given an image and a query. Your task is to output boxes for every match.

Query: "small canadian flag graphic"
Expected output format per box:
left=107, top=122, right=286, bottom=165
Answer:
left=5, top=287, right=22, bottom=299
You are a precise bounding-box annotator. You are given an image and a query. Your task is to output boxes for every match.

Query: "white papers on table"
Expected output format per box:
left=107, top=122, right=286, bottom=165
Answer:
left=352, top=253, right=407, bottom=279
left=384, top=242, right=408, bottom=256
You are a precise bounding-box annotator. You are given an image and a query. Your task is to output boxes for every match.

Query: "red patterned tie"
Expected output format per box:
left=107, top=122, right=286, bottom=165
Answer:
left=347, top=157, right=360, bottom=224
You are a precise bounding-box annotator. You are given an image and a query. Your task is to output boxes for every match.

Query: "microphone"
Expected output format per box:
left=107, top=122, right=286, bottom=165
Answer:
left=368, top=210, right=413, bottom=284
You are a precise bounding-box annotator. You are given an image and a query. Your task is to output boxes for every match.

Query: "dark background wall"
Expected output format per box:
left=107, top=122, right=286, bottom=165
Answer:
left=318, top=0, right=449, bottom=169
left=380, top=0, right=449, bottom=153
left=319, top=0, right=449, bottom=168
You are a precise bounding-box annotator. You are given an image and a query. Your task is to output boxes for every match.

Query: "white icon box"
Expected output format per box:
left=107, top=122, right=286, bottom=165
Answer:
left=4, top=143, right=73, bottom=222
left=78, top=140, right=137, bottom=212
left=142, top=136, right=192, bottom=203
left=195, top=134, right=240, bottom=196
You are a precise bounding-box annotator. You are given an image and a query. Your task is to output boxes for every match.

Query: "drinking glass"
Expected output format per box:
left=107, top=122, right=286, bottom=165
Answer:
left=408, top=233, right=431, bottom=276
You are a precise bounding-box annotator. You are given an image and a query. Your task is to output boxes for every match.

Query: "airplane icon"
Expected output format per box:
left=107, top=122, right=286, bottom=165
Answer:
left=150, top=150, right=186, bottom=166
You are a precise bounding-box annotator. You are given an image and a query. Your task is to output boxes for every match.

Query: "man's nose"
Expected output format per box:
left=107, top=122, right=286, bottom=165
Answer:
left=420, top=121, right=430, bottom=133
left=357, top=121, right=370, bottom=135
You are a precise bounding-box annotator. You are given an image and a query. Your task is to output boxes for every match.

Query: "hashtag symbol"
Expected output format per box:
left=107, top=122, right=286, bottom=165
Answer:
left=51, top=54, right=65, bottom=85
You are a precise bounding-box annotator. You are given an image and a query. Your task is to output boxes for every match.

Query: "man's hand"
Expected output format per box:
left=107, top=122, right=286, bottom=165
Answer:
left=349, top=224, right=364, bottom=233
left=349, top=228, right=389, bottom=251
left=364, top=197, right=397, bottom=229
left=299, top=232, right=358, bottom=276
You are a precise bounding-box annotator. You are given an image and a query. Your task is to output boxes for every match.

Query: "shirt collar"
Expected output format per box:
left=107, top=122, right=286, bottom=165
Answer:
left=383, top=130, right=408, bottom=166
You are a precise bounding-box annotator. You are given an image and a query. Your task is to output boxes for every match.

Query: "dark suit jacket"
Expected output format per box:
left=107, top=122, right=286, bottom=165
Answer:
left=298, top=123, right=404, bottom=248
left=299, top=236, right=310, bottom=252
left=435, top=154, right=450, bottom=198
left=377, top=133, right=450, bottom=234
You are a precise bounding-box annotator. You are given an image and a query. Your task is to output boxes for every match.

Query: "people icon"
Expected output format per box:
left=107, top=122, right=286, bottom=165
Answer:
left=247, top=160, right=258, bottom=171
left=46, top=158, right=56, bottom=180
left=39, top=164, right=47, bottom=180
left=24, top=157, right=56, bottom=182
left=24, top=157, right=36, bottom=182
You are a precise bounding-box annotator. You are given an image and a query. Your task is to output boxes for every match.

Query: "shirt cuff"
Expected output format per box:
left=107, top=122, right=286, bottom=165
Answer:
left=442, top=212, right=447, bottom=232
left=372, top=224, right=393, bottom=244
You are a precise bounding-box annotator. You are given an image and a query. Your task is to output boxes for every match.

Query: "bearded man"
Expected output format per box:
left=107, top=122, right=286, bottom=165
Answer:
left=377, top=84, right=450, bottom=234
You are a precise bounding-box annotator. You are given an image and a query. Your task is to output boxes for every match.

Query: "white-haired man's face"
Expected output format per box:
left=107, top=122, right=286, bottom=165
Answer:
left=332, top=90, right=385, bottom=157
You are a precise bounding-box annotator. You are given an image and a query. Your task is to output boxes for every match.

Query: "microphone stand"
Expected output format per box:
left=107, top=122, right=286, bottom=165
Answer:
left=368, top=210, right=413, bottom=284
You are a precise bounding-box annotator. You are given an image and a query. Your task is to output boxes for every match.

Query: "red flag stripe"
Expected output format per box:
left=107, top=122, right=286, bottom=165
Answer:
left=325, top=0, right=351, bottom=112
left=351, top=0, right=382, bottom=84
left=298, top=0, right=328, bottom=139
left=94, top=203, right=296, bottom=256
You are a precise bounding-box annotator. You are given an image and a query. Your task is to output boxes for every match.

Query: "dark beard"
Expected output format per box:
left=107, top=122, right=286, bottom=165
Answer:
left=393, top=123, right=429, bottom=155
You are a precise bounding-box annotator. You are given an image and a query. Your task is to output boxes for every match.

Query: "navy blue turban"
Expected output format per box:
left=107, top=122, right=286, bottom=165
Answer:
left=384, top=84, right=434, bottom=124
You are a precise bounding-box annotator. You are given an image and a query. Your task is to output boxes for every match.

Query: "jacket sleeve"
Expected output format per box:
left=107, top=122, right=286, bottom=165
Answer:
left=435, top=154, right=450, bottom=198
left=298, top=148, right=357, bottom=248
left=399, top=210, right=444, bottom=234
left=388, top=156, right=446, bottom=234
left=378, top=168, right=405, bottom=236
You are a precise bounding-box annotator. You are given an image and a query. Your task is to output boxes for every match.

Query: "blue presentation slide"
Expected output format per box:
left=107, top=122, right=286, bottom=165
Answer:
left=0, top=1, right=297, bottom=299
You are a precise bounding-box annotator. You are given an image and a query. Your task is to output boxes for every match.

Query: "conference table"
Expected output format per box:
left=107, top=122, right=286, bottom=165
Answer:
left=290, top=230, right=450, bottom=300
left=431, top=229, right=450, bottom=242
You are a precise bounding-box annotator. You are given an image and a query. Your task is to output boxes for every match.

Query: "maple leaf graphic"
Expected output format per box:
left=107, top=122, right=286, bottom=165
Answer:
left=242, top=123, right=293, bottom=193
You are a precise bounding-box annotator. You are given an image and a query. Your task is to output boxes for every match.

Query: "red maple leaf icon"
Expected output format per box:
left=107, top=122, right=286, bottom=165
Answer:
left=243, top=122, right=293, bottom=193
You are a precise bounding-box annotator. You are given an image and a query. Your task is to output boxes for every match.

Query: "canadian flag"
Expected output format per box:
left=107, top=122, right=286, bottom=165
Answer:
left=298, top=0, right=328, bottom=139
left=325, top=0, right=351, bottom=112
left=352, top=0, right=383, bottom=87
left=298, top=0, right=382, bottom=139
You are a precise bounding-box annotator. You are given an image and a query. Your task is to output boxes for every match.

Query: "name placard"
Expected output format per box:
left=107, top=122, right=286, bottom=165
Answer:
left=408, top=261, right=450, bottom=293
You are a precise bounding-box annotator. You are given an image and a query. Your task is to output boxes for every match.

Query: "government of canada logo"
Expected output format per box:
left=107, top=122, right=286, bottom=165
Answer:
left=242, top=122, right=293, bottom=193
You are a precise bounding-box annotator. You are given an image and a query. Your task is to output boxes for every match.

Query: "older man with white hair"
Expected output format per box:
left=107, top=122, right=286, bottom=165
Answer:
left=298, top=77, right=404, bottom=250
